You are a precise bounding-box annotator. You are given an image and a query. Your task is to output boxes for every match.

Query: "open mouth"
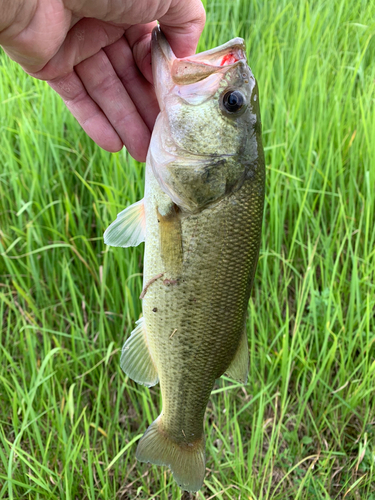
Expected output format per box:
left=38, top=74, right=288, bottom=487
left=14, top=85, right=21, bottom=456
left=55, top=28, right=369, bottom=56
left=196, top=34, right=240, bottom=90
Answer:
left=152, top=26, right=247, bottom=90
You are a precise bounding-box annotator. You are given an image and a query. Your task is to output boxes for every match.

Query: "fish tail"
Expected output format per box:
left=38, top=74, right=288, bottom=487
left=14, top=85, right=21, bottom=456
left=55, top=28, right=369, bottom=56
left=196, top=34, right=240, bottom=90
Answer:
left=136, top=416, right=205, bottom=492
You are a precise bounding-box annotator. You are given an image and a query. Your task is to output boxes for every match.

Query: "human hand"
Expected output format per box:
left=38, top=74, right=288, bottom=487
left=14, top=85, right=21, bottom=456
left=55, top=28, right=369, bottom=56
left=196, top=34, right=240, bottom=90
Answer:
left=0, top=0, right=205, bottom=161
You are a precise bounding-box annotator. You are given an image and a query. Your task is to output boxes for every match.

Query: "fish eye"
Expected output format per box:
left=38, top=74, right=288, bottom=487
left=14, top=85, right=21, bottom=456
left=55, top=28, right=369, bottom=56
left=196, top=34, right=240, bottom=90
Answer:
left=222, top=90, right=245, bottom=113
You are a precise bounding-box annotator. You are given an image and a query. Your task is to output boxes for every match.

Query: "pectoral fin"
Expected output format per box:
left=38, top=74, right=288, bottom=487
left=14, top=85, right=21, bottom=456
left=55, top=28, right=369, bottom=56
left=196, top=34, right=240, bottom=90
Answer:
left=225, top=328, right=249, bottom=384
left=104, top=199, right=145, bottom=247
left=120, top=317, right=159, bottom=387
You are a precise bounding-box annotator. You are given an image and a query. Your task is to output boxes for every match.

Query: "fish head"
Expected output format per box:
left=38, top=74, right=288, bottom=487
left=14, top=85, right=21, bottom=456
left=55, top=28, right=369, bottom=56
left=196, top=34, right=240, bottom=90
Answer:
left=150, top=26, right=263, bottom=213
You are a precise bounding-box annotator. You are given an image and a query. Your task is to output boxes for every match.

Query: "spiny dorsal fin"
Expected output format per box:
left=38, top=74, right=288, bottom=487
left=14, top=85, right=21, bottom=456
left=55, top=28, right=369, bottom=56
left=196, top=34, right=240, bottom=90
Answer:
left=120, top=317, right=159, bottom=387
left=224, top=327, right=249, bottom=384
left=104, top=199, right=145, bottom=248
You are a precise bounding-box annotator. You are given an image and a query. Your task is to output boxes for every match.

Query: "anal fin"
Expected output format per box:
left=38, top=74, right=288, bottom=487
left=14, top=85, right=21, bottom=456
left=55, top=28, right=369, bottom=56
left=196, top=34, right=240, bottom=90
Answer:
left=224, top=328, right=249, bottom=384
left=120, top=317, right=159, bottom=387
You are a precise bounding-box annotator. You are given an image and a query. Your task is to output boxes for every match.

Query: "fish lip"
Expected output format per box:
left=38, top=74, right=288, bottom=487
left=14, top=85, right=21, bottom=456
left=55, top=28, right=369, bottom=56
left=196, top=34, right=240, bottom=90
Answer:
left=151, top=25, right=175, bottom=67
left=151, top=26, right=176, bottom=109
left=179, top=37, right=247, bottom=65
left=171, top=37, right=247, bottom=85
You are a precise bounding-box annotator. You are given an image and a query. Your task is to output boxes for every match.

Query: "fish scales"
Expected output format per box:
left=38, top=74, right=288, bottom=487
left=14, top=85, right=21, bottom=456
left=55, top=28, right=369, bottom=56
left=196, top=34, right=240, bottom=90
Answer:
left=104, top=26, right=265, bottom=493
left=143, top=159, right=264, bottom=439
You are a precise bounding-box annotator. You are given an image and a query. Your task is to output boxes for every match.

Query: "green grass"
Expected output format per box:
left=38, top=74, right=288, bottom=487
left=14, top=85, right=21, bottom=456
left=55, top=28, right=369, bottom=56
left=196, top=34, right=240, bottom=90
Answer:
left=1, top=0, right=375, bottom=498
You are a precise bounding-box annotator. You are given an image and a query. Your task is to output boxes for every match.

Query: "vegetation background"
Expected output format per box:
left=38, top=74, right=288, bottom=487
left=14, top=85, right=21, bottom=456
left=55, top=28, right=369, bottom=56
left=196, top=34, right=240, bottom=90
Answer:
left=1, top=0, right=374, bottom=498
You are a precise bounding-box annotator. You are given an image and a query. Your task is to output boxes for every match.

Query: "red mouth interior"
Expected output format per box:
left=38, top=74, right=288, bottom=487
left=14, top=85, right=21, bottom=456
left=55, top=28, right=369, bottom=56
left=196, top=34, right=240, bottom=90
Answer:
left=220, top=53, right=239, bottom=66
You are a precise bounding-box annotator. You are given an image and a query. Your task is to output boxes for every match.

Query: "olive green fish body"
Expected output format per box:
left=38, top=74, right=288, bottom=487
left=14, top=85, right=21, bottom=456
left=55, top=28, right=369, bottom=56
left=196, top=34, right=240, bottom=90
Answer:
left=104, top=26, right=265, bottom=492
left=142, top=158, right=264, bottom=443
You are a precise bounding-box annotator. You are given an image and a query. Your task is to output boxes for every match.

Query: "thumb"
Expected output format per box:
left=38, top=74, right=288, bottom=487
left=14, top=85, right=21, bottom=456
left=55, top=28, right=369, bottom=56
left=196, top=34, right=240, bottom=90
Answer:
left=158, top=0, right=206, bottom=58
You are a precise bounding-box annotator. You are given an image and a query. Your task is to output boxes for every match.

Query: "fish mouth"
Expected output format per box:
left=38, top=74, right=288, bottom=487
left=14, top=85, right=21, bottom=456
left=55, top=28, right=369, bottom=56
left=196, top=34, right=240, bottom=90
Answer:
left=151, top=26, right=247, bottom=108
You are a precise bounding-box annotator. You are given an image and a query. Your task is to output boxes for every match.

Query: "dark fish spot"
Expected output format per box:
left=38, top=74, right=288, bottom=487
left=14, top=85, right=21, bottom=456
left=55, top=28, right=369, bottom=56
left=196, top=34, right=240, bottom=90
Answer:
left=152, top=307, right=158, bottom=312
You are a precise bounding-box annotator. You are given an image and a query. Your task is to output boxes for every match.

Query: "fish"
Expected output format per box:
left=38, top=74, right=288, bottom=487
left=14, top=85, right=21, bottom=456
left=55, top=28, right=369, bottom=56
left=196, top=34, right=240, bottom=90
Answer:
left=104, top=26, right=265, bottom=492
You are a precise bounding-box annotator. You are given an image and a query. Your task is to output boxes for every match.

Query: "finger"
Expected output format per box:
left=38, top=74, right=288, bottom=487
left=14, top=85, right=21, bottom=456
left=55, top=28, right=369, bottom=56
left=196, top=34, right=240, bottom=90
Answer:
left=159, top=0, right=206, bottom=57
left=48, top=71, right=123, bottom=153
left=75, top=49, right=152, bottom=162
left=31, top=18, right=125, bottom=81
left=104, top=34, right=159, bottom=131
left=124, top=22, right=157, bottom=85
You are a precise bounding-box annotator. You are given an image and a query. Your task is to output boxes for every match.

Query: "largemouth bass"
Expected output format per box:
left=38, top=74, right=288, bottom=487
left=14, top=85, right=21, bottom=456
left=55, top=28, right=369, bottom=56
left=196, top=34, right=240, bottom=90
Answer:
left=104, top=26, right=265, bottom=492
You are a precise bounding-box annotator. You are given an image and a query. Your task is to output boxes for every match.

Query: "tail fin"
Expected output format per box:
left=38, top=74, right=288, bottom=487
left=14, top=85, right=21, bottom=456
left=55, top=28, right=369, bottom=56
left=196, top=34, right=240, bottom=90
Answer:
left=136, top=417, right=206, bottom=492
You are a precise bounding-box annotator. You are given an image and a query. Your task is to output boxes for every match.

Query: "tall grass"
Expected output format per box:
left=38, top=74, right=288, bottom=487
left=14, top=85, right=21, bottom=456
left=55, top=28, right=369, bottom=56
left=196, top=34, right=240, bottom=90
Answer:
left=1, top=0, right=374, bottom=498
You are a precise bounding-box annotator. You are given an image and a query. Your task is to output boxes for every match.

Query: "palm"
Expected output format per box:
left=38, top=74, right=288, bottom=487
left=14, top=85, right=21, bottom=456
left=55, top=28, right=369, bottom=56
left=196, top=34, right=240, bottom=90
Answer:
left=3, top=0, right=159, bottom=161
left=1, top=0, right=205, bottom=161
left=2, top=0, right=71, bottom=70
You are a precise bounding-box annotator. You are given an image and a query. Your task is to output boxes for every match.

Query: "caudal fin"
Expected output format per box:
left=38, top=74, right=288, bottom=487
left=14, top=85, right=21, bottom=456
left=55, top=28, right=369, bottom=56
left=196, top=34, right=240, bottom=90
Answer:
left=136, top=417, right=205, bottom=492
